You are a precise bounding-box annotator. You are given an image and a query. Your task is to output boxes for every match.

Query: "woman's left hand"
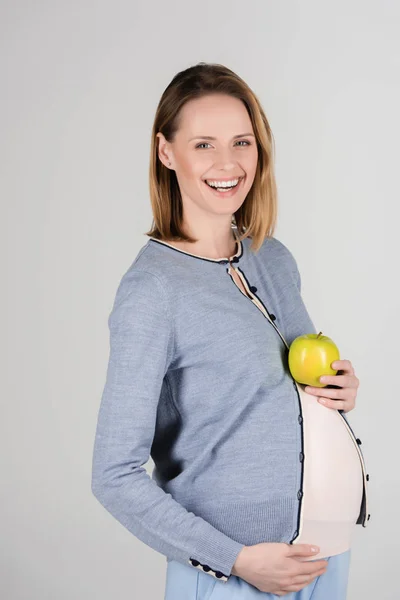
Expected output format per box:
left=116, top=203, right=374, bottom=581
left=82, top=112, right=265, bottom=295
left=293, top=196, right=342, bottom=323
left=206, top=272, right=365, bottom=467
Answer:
left=304, top=359, right=359, bottom=414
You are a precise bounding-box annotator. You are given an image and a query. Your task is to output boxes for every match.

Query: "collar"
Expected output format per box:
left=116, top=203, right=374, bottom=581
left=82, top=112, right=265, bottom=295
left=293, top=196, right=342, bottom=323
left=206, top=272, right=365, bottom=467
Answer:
left=148, top=228, right=243, bottom=265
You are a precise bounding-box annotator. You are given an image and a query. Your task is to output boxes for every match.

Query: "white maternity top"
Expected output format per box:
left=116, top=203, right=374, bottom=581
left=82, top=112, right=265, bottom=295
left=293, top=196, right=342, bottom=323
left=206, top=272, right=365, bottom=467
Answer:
left=291, top=381, right=364, bottom=560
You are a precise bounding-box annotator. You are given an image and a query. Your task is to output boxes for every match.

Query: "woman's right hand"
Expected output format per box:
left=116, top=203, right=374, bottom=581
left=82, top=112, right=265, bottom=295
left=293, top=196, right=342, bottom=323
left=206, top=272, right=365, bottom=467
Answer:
left=231, top=543, right=329, bottom=596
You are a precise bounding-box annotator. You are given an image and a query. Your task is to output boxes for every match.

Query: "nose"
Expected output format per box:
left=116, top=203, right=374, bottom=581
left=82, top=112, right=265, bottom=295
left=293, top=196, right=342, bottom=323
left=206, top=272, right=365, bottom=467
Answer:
left=212, top=147, right=237, bottom=171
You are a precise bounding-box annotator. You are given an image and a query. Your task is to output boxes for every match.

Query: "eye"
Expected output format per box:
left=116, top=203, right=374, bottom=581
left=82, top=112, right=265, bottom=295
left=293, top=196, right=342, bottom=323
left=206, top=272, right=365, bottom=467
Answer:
left=195, top=140, right=251, bottom=149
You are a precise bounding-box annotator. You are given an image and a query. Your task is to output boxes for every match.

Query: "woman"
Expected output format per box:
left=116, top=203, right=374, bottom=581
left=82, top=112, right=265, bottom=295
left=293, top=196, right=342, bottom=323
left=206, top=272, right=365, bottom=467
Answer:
left=91, top=62, right=369, bottom=599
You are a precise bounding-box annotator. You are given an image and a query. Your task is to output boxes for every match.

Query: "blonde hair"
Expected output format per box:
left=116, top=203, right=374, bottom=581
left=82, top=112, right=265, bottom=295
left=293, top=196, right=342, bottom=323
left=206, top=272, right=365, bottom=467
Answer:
left=145, top=62, right=278, bottom=253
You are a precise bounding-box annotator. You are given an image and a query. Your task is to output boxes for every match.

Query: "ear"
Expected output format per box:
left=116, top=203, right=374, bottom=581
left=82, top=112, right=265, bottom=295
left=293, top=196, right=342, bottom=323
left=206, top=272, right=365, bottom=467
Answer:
left=156, top=132, right=174, bottom=170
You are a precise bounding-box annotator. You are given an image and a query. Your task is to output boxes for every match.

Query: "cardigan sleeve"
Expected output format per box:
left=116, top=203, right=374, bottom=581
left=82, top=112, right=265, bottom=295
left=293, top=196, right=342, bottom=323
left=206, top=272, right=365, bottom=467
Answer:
left=273, top=240, right=318, bottom=345
left=91, top=268, right=245, bottom=580
left=278, top=241, right=351, bottom=422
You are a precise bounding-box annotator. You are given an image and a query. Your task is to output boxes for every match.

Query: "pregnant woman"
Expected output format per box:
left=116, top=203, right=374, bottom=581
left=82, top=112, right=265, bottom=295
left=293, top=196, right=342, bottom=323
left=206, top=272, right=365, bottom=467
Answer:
left=91, top=62, right=370, bottom=599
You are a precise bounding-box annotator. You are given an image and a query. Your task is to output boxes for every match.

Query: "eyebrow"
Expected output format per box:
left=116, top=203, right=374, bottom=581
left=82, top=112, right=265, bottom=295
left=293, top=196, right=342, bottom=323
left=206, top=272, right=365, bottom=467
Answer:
left=188, top=133, right=255, bottom=142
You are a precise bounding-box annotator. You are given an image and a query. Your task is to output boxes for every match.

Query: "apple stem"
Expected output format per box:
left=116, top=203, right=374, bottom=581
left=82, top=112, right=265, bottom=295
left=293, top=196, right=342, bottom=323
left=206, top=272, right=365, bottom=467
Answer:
left=317, top=331, right=323, bottom=339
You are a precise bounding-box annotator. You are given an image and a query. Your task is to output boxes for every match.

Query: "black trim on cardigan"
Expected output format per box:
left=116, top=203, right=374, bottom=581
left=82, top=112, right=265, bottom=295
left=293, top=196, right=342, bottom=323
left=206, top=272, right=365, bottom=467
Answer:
left=225, top=262, right=306, bottom=545
left=188, top=558, right=229, bottom=582
left=148, top=229, right=244, bottom=264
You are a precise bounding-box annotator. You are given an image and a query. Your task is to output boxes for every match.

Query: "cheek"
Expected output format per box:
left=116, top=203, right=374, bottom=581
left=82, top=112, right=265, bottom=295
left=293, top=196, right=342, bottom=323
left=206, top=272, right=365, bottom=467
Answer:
left=179, top=154, right=208, bottom=180
left=242, top=149, right=259, bottom=182
left=248, top=147, right=259, bottom=172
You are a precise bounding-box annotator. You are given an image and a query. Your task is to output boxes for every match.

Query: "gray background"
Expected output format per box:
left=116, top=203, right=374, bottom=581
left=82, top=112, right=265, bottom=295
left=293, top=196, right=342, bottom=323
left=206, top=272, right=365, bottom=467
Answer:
left=2, top=1, right=399, bottom=598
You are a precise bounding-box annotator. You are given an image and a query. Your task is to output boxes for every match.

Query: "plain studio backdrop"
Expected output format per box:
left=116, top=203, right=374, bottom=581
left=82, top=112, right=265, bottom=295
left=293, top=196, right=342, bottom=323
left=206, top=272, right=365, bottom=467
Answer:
left=1, top=1, right=399, bottom=598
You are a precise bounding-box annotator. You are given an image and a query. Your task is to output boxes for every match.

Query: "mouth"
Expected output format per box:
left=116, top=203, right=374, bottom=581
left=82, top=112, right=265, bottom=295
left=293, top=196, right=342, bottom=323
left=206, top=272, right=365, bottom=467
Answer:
left=203, top=176, right=245, bottom=196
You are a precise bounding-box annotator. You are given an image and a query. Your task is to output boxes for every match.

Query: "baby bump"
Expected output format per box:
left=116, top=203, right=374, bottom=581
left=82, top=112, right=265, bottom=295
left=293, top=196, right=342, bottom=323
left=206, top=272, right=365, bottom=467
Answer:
left=292, top=384, right=364, bottom=559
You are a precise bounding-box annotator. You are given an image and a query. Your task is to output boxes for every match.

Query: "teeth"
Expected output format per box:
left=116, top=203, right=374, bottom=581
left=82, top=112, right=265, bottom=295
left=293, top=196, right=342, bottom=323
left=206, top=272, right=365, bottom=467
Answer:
left=205, top=178, right=240, bottom=188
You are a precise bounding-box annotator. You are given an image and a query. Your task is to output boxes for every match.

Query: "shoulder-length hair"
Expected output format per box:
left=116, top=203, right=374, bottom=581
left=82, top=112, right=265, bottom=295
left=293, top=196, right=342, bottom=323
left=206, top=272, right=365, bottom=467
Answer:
left=145, top=62, right=278, bottom=253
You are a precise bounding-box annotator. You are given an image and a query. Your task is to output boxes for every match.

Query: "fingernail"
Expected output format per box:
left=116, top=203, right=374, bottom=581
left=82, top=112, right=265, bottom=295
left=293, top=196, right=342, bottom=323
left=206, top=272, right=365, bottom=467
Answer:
left=319, top=398, right=326, bottom=404
left=311, top=546, right=319, bottom=553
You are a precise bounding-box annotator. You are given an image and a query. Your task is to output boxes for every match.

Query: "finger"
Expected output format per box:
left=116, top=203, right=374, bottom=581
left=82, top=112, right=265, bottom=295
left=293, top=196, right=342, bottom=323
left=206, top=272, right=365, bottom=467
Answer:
left=282, top=567, right=328, bottom=594
left=294, top=567, right=327, bottom=585
left=290, top=566, right=328, bottom=590
left=318, top=374, right=358, bottom=388
left=286, top=544, right=320, bottom=557
left=317, top=398, right=347, bottom=410
left=292, top=563, right=329, bottom=583
left=331, top=359, right=354, bottom=375
left=288, top=558, right=328, bottom=576
left=304, top=386, right=345, bottom=400
left=298, top=560, right=329, bottom=576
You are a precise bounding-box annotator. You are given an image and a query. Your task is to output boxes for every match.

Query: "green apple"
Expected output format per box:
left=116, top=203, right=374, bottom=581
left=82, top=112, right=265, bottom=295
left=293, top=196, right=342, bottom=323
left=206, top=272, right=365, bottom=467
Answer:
left=288, top=331, right=340, bottom=387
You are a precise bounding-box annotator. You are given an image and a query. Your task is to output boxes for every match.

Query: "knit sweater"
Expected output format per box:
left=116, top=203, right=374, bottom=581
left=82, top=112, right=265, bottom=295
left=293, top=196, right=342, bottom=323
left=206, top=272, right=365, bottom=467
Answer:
left=91, top=228, right=369, bottom=582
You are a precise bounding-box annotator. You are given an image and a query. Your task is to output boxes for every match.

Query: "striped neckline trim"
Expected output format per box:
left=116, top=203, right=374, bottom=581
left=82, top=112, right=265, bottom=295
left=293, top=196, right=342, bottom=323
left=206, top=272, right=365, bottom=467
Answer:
left=148, top=228, right=243, bottom=264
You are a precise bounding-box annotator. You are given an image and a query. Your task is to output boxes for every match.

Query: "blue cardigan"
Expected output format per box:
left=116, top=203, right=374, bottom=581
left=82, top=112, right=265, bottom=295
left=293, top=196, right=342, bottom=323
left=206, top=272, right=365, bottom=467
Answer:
left=91, top=230, right=366, bottom=582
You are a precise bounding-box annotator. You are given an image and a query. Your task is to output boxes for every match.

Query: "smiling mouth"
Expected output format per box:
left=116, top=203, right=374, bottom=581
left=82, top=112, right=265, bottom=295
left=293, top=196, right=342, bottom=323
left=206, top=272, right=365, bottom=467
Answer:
left=204, top=176, right=244, bottom=190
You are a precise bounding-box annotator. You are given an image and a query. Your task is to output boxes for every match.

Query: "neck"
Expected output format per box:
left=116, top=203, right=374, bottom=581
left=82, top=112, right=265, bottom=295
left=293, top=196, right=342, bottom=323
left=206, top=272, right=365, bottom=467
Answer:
left=180, top=226, right=238, bottom=260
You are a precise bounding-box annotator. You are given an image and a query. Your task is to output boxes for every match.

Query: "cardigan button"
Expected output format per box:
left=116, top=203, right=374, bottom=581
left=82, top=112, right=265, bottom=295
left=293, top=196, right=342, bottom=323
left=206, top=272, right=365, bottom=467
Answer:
left=367, top=514, right=371, bottom=520
left=356, top=438, right=362, bottom=445
left=366, top=474, right=370, bottom=481
left=232, top=256, right=240, bottom=263
left=298, top=414, right=303, bottom=424
left=249, top=285, right=257, bottom=293
left=297, top=490, right=303, bottom=500
left=269, top=313, right=276, bottom=321
left=299, top=452, right=304, bottom=462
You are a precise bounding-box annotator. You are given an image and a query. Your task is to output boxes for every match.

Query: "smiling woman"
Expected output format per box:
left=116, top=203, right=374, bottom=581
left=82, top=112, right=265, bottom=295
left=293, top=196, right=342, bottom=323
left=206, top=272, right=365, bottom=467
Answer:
left=91, top=62, right=367, bottom=600
left=145, top=62, right=278, bottom=258
left=153, top=91, right=260, bottom=252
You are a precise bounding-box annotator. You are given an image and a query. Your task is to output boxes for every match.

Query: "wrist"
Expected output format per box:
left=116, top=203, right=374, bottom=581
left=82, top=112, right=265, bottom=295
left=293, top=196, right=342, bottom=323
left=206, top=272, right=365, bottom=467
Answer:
left=231, top=545, right=249, bottom=577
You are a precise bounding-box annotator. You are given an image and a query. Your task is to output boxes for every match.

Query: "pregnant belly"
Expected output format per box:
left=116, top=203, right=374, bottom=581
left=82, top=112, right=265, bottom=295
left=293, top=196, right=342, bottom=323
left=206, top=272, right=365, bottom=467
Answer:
left=293, top=383, right=364, bottom=560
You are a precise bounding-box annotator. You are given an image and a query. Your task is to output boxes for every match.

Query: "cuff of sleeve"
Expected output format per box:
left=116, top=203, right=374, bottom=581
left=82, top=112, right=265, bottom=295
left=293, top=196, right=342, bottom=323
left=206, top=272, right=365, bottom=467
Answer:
left=187, top=535, right=245, bottom=582
left=188, top=557, right=231, bottom=582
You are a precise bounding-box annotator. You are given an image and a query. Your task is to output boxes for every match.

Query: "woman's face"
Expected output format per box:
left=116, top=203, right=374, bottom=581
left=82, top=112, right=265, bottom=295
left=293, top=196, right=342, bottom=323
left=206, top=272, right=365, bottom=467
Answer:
left=158, top=93, right=259, bottom=219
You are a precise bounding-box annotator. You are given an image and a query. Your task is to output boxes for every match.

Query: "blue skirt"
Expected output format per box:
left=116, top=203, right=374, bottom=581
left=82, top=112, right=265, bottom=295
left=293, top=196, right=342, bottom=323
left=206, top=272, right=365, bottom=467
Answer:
left=164, top=550, right=351, bottom=600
